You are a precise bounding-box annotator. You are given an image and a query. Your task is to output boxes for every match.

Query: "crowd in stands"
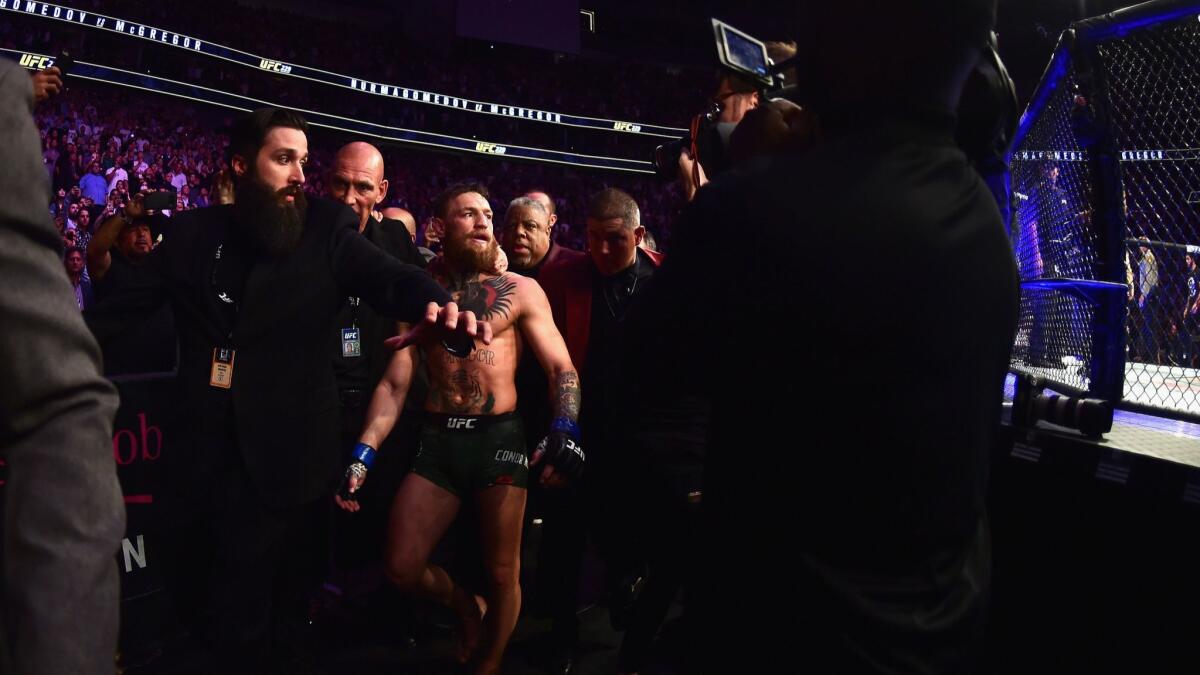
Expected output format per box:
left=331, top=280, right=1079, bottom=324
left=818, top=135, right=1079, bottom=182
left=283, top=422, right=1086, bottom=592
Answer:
left=35, top=81, right=684, bottom=264
left=7, top=0, right=698, bottom=257
left=3, top=2, right=709, bottom=161
left=25, top=0, right=705, bottom=125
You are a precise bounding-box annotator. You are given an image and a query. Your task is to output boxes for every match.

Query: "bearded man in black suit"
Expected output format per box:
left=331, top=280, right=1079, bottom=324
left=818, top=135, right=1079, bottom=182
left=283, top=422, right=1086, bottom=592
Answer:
left=87, top=107, right=490, bottom=672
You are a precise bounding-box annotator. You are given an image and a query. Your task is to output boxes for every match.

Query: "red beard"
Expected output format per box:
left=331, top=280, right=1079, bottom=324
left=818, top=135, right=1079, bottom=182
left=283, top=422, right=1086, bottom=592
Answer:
left=443, top=231, right=499, bottom=273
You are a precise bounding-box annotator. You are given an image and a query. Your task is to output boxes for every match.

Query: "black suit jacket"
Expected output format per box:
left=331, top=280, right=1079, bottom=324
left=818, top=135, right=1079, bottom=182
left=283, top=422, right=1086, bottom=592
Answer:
left=332, top=216, right=426, bottom=392
left=88, top=199, right=450, bottom=508
left=638, top=111, right=1019, bottom=673
left=367, top=215, right=422, bottom=264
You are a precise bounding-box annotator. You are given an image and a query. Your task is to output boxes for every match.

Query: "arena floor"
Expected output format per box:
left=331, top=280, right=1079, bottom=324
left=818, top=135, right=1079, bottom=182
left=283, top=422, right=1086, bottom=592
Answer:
left=1012, top=361, right=1200, bottom=419
left=1123, top=362, right=1200, bottom=418
left=124, top=519, right=687, bottom=675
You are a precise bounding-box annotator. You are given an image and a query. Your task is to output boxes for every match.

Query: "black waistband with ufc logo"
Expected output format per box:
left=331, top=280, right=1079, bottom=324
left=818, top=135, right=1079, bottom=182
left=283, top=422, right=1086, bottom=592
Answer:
left=424, top=411, right=520, bottom=432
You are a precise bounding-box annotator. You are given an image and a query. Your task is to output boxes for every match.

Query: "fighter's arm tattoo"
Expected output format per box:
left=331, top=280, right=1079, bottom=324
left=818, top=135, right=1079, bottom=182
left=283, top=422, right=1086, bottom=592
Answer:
left=553, top=370, right=581, bottom=421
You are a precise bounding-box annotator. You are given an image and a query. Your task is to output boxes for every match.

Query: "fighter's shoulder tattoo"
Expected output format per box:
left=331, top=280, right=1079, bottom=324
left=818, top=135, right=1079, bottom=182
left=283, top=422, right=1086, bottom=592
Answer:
left=454, top=273, right=518, bottom=321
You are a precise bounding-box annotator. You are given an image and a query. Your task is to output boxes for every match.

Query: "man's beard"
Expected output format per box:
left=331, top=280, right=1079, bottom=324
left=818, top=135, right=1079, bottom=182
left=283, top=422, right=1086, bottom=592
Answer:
left=444, top=231, right=499, bottom=274
left=233, top=171, right=308, bottom=257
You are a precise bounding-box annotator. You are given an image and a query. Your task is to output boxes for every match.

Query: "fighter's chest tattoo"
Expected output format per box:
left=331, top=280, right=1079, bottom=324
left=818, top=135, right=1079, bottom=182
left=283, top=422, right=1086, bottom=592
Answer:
left=448, top=275, right=517, bottom=321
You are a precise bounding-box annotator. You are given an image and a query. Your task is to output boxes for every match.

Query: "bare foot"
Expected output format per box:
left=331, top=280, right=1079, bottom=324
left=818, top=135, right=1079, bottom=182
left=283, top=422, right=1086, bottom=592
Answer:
left=453, top=588, right=484, bottom=664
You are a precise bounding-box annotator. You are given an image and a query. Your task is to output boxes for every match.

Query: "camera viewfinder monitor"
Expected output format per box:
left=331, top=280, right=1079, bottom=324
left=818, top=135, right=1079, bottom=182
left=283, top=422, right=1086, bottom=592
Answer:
left=712, top=19, right=773, bottom=88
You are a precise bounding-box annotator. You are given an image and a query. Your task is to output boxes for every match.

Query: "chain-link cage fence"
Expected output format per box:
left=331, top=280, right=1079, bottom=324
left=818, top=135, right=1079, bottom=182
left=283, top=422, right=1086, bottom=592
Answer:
left=1010, top=47, right=1101, bottom=394
left=1093, top=12, right=1200, bottom=418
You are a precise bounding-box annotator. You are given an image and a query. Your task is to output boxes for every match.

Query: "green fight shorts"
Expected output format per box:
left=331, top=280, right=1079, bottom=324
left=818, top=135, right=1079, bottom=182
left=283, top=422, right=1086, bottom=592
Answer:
left=411, top=412, right=529, bottom=496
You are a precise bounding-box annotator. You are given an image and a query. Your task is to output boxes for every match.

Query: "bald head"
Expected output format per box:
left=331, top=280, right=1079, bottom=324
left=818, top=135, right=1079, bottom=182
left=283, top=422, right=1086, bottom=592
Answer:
left=329, top=141, right=389, bottom=232
left=382, top=207, right=418, bottom=241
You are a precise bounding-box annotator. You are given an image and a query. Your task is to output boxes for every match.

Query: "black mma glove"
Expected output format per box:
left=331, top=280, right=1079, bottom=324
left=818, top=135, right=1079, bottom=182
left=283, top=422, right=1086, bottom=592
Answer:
left=534, top=417, right=585, bottom=481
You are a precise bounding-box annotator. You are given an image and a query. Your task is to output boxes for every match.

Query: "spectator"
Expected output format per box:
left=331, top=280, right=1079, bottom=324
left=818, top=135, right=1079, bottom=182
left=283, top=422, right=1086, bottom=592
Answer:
left=85, top=197, right=177, bottom=375
left=1135, top=237, right=1161, bottom=363
left=54, top=140, right=79, bottom=193
left=105, top=155, right=128, bottom=197
left=64, top=247, right=93, bottom=310
left=65, top=201, right=80, bottom=231
left=170, top=163, right=189, bottom=191
left=1181, top=251, right=1199, bottom=367
left=79, top=161, right=107, bottom=204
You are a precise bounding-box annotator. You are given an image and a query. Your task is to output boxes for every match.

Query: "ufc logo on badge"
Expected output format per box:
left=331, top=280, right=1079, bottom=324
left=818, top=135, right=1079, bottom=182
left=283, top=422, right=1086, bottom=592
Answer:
left=447, top=418, right=477, bottom=430
left=341, top=327, right=361, bottom=357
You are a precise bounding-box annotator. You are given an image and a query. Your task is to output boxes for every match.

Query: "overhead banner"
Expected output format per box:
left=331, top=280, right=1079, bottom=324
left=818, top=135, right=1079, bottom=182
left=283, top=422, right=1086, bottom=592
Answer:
left=6, top=49, right=655, bottom=174
left=2, top=0, right=685, bottom=139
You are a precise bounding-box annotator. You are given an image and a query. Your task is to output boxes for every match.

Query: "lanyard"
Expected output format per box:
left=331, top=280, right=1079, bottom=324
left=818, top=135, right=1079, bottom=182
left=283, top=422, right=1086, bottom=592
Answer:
left=210, top=242, right=241, bottom=338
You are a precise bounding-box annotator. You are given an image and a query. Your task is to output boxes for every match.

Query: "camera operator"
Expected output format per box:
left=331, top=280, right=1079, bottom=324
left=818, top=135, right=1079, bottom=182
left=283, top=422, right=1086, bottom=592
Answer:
left=676, top=70, right=760, bottom=202
left=633, top=1, right=1018, bottom=672
left=675, top=41, right=802, bottom=202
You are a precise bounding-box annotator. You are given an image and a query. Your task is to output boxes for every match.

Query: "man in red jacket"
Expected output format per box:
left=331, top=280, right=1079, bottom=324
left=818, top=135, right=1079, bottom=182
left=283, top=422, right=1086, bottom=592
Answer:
left=500, top=190, right=584, bottom=279
left=500, top=192, right=586, bottom=452
left=536, top=188, right=663, bottom=673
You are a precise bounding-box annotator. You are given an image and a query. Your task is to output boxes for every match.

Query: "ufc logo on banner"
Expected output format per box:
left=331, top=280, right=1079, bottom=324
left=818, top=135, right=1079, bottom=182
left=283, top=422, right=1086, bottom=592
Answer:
left=19, top=53, right=52, bottom=69
left=258, top=59, right=292, bottom=74
left=447, top=418, right=477, bottom=430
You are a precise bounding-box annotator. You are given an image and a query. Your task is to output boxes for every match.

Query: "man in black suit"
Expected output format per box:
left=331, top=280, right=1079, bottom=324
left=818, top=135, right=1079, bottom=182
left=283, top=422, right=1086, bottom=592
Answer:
left=635, top=2, right=1018, bottom=673
left=324, top=142, right=430, bottom=630
left=87, top=108, right=489, bottom=673
left=327, top=141, right=425, bottom=463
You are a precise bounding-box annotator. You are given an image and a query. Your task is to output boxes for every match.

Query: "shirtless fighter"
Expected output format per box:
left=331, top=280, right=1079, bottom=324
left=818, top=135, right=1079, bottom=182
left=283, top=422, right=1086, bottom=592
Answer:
left=335, top=183, right=583, bottom=675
